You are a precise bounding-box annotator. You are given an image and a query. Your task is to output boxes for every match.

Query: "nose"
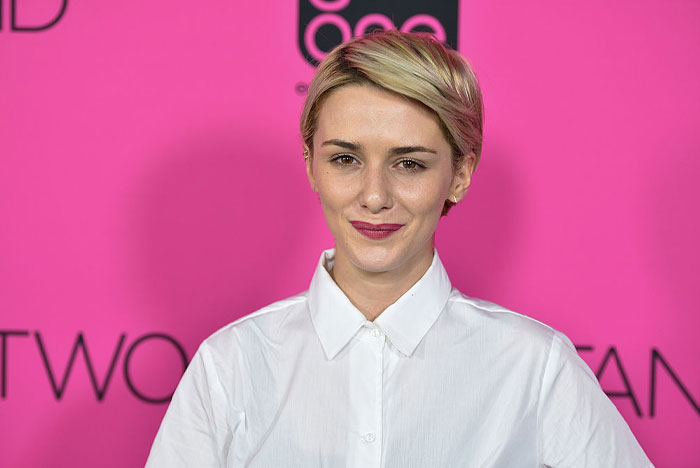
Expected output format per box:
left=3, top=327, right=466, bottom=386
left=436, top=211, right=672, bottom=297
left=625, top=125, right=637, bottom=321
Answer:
left=358, top=163, right=392, bottom=213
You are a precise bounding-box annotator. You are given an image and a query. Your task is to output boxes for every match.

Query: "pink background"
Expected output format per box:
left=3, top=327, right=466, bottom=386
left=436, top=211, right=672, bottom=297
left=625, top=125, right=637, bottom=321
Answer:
left=1, top=0, right=699, bottom=466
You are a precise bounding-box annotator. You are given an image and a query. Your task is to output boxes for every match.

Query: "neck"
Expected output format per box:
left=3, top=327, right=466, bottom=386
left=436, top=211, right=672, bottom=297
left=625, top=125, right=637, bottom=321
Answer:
left=330, top=243, right=434, bottom=321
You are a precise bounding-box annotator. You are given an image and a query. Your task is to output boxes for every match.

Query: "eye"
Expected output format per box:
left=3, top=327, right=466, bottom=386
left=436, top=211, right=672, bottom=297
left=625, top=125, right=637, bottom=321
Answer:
left=331, top=154, right=358, bottom=166
left=397, top=158, right=425, bottom=171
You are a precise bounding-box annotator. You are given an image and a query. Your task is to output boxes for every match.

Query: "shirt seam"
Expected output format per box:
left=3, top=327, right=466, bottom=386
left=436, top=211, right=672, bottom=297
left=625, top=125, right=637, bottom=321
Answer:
left=196, top=342, right=228, bottom=465
left=205, top=292, right=308, bottom=341
left=535, top=331, right=560, bottom=464
left=450, top=294, right=557, bottom=333
left=230, top=326, right=253, bottom=417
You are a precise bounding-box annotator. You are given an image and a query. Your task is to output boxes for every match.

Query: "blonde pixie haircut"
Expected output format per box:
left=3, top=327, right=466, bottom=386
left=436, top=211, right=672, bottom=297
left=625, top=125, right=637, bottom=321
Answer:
left=300, top=29, right=484, bottom=215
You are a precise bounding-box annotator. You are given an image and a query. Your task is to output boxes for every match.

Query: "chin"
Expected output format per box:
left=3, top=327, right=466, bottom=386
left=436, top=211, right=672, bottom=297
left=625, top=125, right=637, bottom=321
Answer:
left=345, top=243, right=409, bottom=274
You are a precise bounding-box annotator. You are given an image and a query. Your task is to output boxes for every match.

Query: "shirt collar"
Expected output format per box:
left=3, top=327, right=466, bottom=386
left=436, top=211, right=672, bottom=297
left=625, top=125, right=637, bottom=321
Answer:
left=307, top=248, right=452, bottom=360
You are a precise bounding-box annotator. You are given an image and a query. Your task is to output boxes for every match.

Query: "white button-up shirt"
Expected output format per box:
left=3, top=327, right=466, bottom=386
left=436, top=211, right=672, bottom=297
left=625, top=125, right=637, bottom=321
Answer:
left=146, top=249, right=654, bottom=468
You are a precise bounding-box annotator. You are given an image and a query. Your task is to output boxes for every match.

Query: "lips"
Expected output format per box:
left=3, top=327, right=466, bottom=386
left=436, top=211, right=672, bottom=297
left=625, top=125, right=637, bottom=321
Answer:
left=350, top=221, right=404, bottom=239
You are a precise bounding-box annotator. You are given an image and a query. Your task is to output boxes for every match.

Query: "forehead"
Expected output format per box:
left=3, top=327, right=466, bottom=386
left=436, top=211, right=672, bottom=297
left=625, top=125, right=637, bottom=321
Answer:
left=314, top=84, right=448, bottom=148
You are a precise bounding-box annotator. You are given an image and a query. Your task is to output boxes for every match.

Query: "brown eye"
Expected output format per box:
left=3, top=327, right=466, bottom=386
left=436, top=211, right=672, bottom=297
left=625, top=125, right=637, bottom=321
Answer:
left=332, top=154, right=357, bottom=166
left=399, top=159, right=423, bottom=171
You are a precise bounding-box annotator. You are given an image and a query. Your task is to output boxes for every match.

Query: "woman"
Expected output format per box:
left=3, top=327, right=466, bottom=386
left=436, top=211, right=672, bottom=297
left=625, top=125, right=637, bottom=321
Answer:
left=146, top=30, right=654, bottom=467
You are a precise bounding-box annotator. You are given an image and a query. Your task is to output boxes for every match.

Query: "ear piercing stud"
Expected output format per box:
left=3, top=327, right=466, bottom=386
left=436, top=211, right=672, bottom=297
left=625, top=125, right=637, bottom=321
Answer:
left=303, top=149, right=309, bottom=160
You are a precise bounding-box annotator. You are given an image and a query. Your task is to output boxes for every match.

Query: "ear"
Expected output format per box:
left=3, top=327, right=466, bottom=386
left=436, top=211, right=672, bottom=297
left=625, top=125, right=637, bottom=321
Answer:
left=449, top=152, right=476, bottom=202
left=304, top=146, right=318, bottom=193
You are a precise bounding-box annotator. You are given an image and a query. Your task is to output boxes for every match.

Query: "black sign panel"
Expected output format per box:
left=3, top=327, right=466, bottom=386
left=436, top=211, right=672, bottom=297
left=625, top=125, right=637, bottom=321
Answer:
left=298, top=0, right=459, bottom=66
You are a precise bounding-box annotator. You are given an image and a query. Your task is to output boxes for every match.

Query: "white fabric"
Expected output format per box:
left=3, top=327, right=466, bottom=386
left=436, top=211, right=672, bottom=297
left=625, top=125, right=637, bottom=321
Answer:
left=146, top=248, right=654, bottom=468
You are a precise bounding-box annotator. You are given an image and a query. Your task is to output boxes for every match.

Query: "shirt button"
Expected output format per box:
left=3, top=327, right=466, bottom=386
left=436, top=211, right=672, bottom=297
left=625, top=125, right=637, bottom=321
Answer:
left=363, top=432, right=376, bottom=443
left=370, top=329, right=381, bottom=338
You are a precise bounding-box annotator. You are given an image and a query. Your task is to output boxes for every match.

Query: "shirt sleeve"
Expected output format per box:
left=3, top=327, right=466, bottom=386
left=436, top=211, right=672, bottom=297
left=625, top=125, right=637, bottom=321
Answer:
left=145, top=341, right=241, bottom=468
left=536, top=331, right=655, bottom=468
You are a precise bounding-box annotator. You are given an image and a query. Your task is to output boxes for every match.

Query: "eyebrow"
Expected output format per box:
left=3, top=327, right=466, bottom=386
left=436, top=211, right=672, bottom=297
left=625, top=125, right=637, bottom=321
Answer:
left=321, top=139, right=437, bottom=155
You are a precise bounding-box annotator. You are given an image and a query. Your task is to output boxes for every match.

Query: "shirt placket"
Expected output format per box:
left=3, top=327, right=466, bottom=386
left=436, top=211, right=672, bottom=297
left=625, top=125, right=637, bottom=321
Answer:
left=349, top=324, right=385, bottom=468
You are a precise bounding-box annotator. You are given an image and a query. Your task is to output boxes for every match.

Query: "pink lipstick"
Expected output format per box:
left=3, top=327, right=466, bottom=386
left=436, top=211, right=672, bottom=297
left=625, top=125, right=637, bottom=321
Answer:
left=350, top=221, right=404, bottom=239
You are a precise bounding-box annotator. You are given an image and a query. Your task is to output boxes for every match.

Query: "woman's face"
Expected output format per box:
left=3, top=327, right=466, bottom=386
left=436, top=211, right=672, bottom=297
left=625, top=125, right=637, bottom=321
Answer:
left=306, top=84, right=473, bottom=275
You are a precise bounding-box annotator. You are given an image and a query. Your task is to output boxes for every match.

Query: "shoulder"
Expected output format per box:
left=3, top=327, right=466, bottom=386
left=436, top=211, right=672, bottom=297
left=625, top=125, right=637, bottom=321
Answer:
left=198, top=290, right=310, bottom=360
left=444, top=288, right=577, bottom=362
left=449, top=289, right=557, bottom=341
left=445, top=289, right=591, bottom=391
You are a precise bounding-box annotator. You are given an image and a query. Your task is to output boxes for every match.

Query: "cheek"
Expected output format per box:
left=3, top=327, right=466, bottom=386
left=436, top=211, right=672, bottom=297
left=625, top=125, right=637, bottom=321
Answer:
left=316, top=171, right=354, bottom=212
left=395, top=177, right=450, bottom=214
